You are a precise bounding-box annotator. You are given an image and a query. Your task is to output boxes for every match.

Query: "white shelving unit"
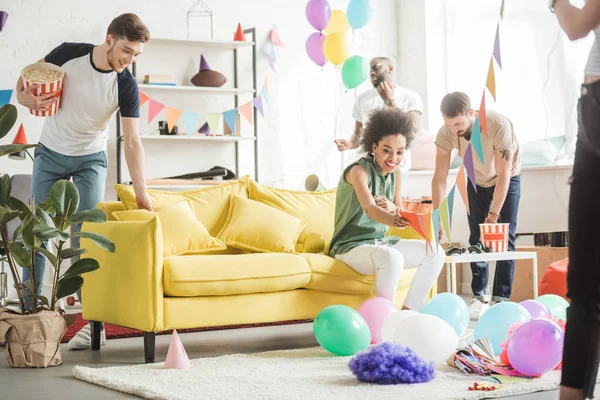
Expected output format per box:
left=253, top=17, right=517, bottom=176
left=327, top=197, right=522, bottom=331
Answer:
left=116, top=29, right=259, bottom=187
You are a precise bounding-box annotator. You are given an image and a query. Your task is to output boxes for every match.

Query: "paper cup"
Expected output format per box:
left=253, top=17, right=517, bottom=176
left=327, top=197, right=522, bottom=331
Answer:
left=21, top=62, right=65, bottom=117
left=479, top=223, right=510, bottom=252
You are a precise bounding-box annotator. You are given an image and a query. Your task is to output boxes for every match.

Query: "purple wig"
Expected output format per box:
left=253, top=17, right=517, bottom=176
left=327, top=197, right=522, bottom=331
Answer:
left=348, top=342, right=436, bottom=384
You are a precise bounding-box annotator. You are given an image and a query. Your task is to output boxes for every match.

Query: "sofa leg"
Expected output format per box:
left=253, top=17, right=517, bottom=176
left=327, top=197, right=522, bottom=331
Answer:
left=144, top=332, right=156, bottom=364
left=91, top=321, right=102, bottom=351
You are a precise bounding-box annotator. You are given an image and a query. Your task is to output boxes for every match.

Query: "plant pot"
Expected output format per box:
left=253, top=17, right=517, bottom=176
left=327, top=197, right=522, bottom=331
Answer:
left=0, top=308, right=67, bottom=368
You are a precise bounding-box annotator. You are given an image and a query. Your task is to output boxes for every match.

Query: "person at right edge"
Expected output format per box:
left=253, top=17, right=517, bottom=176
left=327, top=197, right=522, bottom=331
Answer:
left=551, top=1, right=600, bottom=399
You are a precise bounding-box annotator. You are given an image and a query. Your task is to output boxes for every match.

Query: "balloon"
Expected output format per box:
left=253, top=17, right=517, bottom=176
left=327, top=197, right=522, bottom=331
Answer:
left=537, top=294, right=569, bottom=320
left=507, top=319, right=564, bottom=376
left=381, top=310, right=419, bottom=342
left=474, top=302, right=531, bottom=355
left=347, top=0, right=375, bottom=30
left=393, top=314, right=459, bottom=364
left=324, top=10, right=350, bottom=37
left=305, top=32, right=327, bottom=67
left=519, top=299, right=552, bottom=319
left=357, top=297, right=398, bottom=344
left=341, top=55, right=369, bottom=89
left=313, top=305, right=371, bottom=356
left=305, top=0, right=331, bottom=31
left=323, top=32, right=348, bottom=65
left=421, top=292, right=470, bottom=336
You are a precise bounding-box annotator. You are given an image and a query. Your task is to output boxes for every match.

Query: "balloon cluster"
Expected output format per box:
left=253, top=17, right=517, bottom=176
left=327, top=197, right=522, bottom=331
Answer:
left=305, top=0, right=374, bottom=89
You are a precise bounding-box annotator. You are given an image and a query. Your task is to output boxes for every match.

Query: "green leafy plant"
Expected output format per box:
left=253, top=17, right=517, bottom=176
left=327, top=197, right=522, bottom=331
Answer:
left=0, top=103, right=115, bottom=314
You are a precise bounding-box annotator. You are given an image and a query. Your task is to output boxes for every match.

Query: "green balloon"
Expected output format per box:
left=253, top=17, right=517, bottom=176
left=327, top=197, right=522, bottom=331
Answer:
left=341, top=55, right=369, bottom=89
left=313, top=305, right=371, bottom=356
left=537, top=294, right=570, bottom=320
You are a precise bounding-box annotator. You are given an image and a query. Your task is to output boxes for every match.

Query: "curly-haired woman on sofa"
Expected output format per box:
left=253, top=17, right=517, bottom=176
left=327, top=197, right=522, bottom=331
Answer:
left=330, top=108, right=445, bottom=310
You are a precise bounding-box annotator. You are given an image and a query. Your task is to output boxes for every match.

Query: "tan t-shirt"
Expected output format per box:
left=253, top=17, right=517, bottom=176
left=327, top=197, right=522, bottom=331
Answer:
left=435, top=110, right=521, bottom=188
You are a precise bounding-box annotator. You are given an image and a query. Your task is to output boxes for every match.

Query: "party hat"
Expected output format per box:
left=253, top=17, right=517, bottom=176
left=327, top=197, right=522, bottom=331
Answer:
left=233, top=23, right=246, bottom=41
left=199, top=55, right=210, bottom=72
left=164, top=330, right=191, bottom=369
left=0, top=11, right=8, bottom=33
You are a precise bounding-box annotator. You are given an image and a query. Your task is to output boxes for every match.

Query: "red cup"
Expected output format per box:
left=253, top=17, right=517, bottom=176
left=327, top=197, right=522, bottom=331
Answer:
left=21, top=62, right=65, bottom=117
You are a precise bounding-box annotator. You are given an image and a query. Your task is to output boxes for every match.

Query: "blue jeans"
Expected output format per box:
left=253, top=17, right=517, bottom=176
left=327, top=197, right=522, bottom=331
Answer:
left=467, top=175, right=521, bottom=302
left=23, top=144, right=107, bottom=304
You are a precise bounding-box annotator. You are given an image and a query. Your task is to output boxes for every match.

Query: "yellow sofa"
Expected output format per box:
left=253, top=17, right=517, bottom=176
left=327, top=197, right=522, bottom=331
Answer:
left=80, top=176, right=436, bottom=362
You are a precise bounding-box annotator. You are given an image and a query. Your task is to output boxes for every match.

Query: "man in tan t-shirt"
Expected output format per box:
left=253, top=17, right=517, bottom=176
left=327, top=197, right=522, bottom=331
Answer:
left=431, top=92, right=521, bottom=320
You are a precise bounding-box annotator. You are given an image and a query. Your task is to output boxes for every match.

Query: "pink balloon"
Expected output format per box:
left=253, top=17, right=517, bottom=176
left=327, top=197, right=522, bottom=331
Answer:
left=357, top=297, right=398, bottom=344
left=519, top=300, right=552, bottom=319
left=306, top=32, right=327, bottom=67
left=305, top=0, right=331, bottom=31
left=507, top=319, right=564, bottom=376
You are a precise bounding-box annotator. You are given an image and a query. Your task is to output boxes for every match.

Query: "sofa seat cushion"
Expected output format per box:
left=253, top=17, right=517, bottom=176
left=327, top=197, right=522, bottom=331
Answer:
left=163, top=253, right=311, bottom=297
left=300, top=253, right=416, bottom=295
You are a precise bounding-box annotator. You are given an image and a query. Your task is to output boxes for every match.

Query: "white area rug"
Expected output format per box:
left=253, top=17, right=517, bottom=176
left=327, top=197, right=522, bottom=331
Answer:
left=72, top=347, right=584, bottom=400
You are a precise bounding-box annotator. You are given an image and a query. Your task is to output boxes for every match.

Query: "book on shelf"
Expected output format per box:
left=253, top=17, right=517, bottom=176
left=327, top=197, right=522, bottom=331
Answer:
left=143, top=74, right=177, bottom=85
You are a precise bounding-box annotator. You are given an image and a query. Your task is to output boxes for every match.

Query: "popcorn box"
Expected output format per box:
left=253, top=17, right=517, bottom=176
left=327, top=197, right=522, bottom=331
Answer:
left=21, top=62, right=65, bottom=117
left=479, top=223, right=510, bottom=252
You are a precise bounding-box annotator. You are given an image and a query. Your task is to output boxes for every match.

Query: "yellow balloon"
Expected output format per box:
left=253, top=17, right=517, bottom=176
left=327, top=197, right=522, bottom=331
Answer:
left=325, top=10, right=350, bottom=37
left=323, top=32, right=349, bottom=65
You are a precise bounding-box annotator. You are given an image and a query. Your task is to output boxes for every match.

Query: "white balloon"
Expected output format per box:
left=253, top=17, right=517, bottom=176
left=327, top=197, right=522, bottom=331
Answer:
left=392, top=314, right=459, bottom=365
left=381, top=310, right=419, bottom=342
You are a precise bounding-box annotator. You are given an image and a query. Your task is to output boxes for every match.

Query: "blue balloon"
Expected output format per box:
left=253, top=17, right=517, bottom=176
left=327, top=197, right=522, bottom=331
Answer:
left=347, top=0, right=374, bottom=30
left=474, top=302, right=531, bottom=355
left=421, top=293, right=469, bottom=336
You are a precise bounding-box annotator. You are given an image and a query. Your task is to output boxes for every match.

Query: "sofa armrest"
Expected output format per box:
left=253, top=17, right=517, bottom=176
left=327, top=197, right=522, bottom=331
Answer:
left=97, top=201, right=125, bottom=221
left=302, top=233, right=325, bottom=253
left=80, top=218, right=164, bottom=332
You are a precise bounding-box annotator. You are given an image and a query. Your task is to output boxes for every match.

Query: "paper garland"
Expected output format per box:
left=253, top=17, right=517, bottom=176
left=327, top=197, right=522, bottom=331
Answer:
left=486, top=58, right=496, bottom=101
left=479, top=92, right=487, bottom=137
left=456, top=164, right=470, bottom=215
left=463, top=144, right=477, bottom=193
left=471, top=117, right=485, bottom=166
left=0, top=89, right=12, bottom=106
left=493, top=23, right=502, bottom=69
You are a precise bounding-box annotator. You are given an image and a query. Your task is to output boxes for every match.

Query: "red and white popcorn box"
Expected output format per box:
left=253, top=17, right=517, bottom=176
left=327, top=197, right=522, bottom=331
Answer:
left=479, top=223, right=510, bottom=252
left=21, top=62, right=65, bottom=117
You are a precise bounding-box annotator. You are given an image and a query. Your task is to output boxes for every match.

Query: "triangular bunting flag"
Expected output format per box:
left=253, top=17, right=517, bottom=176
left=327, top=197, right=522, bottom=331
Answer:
left=261, top=88, right=270, bottom=106
left=139, top=92, right=149, bottom=106
left=424, top=212, right=433, bottom=254
left=432, top=208, right=440, bottom=250
left=269, top=44, right=277, bottom=62
left=264, top=78, right=269, bottom=96
left=198, top=121, right=210, bottom=135
left=268, top=58, right=276, bottom=72
left=239, top=102, right=253, bottom=124
left=400, top=211, right=427, bottom=241
left=456, top=164, right=470, bottom=215
left=471, top=117, right=485, bottom=165
left=223, top=109, right=238, bottom=133
left=183, top=112, right=199, bottom=136
left=493, top=23, right=502, bottom=69
left=253, top=96, right=264, bottom=117
left=464, top=144, right=478, bottom=193
left=164, top=330, right=191, bottom=369
left=486, top=58, right=496, bottom=101
left=165, top=107, right=182, bottom=134
left=479, top=92, right=487, bottom=137
left=448, top=185, right=456, bottom=229
left=440, top=198, right=451, bottom=243
left=500, top=0, right=506, bottom=19
left=269, top=27, right=285, bottom=46
left=0, top=89, right=12, bottom=106
left=0, top=11, right=8, bottom=33
left=206, top=113, right=220, bottom=136
left=148, top=99, right=165, bottom=123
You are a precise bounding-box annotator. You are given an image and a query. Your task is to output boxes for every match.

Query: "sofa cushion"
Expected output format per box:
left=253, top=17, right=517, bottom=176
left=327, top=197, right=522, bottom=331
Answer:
left=115, top=176, right=249, bottom=237
left=163, top=253, right=311, bottom=297
left=112, top=200, right=226, bottom=256
left=246, top=179, right=336, bottom=253
left=300, top=253, right=416, bottom=295
left=217, top=195, right=306, bottom=253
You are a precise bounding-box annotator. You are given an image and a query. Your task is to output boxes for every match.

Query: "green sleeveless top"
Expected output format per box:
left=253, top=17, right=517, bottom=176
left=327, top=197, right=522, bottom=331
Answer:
left=329, top=154, right=400, bottom=258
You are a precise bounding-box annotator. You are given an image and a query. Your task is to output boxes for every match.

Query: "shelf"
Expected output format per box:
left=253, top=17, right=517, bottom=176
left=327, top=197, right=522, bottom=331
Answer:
left=148, top=38, right=255, bottom=49
left=131, top=135, right=255, bottom=142
left=138, top=84, right=254, bottom=95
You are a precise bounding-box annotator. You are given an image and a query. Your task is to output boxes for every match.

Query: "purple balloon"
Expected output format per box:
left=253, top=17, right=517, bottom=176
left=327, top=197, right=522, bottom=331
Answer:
left=305, top=0, right=331, bottom=31
left=519, top=300, right=552, bottom=319
left=306, top=32, right=327, bottom=67
left=507, top=319, right=564, bottom=376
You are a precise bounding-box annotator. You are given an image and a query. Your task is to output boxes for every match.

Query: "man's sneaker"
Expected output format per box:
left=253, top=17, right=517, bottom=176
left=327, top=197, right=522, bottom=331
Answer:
left=68, top=324, right=106, bottom=350
left=468, top=298, right=490, bottom=320
left=468, top=242, right=492, bottom=254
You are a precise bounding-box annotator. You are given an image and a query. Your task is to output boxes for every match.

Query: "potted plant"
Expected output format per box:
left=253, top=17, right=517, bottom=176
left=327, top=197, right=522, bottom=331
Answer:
left=0, top=103, right=115, bottom=367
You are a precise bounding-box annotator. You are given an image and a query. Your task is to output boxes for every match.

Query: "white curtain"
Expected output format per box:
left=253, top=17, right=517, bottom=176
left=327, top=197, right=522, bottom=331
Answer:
left=426, top=0, right=593, bottom=162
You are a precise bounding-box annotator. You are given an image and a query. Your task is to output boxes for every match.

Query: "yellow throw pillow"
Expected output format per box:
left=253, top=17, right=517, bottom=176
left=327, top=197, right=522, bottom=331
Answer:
left=246, top=179, right=336, bottom=253
left=217, top=195, right=306, bottom=253
left=114, top=176, right=249, bottom=237
left=112, top=200, right=226, bottom=256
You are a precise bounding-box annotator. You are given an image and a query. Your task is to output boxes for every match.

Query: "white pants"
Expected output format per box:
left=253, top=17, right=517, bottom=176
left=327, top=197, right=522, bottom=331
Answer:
left=335, top=239, right=445, bottom=311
